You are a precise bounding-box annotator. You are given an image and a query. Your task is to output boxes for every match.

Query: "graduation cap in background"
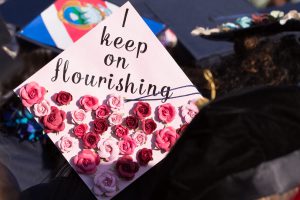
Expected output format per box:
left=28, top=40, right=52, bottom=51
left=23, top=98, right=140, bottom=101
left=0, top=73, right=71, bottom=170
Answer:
left=16, top=0, right=165, bottom=51
left=144, top=0, right=257, bottom=63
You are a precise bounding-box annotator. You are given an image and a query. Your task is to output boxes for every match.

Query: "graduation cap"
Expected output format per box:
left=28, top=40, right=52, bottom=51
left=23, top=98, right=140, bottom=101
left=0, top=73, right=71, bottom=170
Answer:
left=145, top=0, right=257, bottom=62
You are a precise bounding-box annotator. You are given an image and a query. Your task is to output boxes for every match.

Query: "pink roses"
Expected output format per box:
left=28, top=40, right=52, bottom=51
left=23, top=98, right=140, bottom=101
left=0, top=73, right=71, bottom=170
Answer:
left=142, top=119, right=157, bottom=134
left=83, top=132, right=100, bottom=149
left=73, top=124, right=88, bottom=138
left=19, top=82, right=46, bottom=107
left=115, top=156, right=139, bottom=180
left=98, top=138, right=119, bottom=162
left=180, top=101, right=199, bottom=123
left=93, top=171, right=118, bottom=197
left=53, top=91, right=73, bottom=105
left=41, top=106, right=66, bottom=133
left=73, top=149, right=100, bottom=174
left=71, top=109, right=86, bottom=124
left=155, top=127, right=180, bottom=152
left=133, top=102, right=151, bottom=119
left=114, top=125, right=129, bottom=138
left=157, top=103, right=176, bottom=123
left=95, top=105, right=111, bottom=119
left=118, top=136, right=136, bottom=155
left=33, top=100, right=51, bottom=117
left=56, top=136, right=77, bottom=153
left=80, top=95, right=99, bottom=111
left=107, top=94, right=124, bottom=111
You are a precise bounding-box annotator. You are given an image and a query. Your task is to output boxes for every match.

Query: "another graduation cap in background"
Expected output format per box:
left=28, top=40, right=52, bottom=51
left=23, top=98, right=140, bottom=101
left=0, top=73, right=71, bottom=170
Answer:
left=145, top=0, right=256, bottom=64
left=17, top=0, right=165, bottom=51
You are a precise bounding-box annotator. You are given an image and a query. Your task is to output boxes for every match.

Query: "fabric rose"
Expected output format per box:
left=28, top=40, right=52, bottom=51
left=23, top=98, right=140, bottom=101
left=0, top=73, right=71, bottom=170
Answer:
left=73, top=149, right=100, bottom=174
left=80, top=95, right=99, bottom=111
left=155, top=127, right=180, bottom=152
left=137, top=148, right=153, bottom=166
left=157, top=103, right=176, bottom=123
left=97, top=138, right=119, bottom=162
left=93, top=118, right=109, bottom=135
left=114, top=125, right=129, bottom=139
left=83, top=132, right=100, bottom=149
left=132, top=130, right=147, bottom=146
left=41, top=106, right=66, bottom=133
left=33, top=100, right=51, bottom=117
left=71, top=109, right=86, bottom=124
left=93, top=171, right=118, bottom=197
left=19, top=82, right=46, bottom=107
left=125, top=115, right=139, bottom=130
left=108, top=112, right=123, bottom=125
left=118, top=136, right=137, bottom=155
left=176, top=124, right=189, bottom=135
left=115, top=156, right=139, bottom=180
left=180, top=101, right=199, bottom=123
left=141, top=118, right=157, bottom=134
left=95, top=104, right=111, bottom=119
left=56, top=136, right=77, bottom=153
left=107, top=94, right=124, bottom=111
left=73, top=124, right=88, bottom=138
left=53, top=91, right=73, bottom=105
left=133, top=102, right=151, bottom=119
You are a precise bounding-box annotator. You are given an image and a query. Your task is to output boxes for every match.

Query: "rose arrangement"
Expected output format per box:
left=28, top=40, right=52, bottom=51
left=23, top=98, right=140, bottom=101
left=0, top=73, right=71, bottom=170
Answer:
left=18, top=81, right=200, bottom=198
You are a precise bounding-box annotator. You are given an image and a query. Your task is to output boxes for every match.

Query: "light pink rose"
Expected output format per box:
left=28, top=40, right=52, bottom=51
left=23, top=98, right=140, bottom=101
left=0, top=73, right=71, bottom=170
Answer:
left=155, top=127, right=180, bottom=152
left=19, top=82, right=46, bottom=107
left=132, top=130, right=147, bottom=146
left=56, top=136, right=77, bottom=153
left=71, top=109, right=86, bottom=124
left=93, top=171, right=118, bottom=197
left=97, top=138, right=119, bottom=162
left=157, top=103, right=176, bottom=123
left=107, top=94, right=124, bottom=111
left=180, top=101, right=199, bottom=123
left=95, top=104, right=111, bottom=119
left=108, top=113, right=123, bottom=125
left=80, top=95, right=99, bottom=111
left=118, top=136, right=137, bottom=155
left=33, top=100, right=51, bottom=117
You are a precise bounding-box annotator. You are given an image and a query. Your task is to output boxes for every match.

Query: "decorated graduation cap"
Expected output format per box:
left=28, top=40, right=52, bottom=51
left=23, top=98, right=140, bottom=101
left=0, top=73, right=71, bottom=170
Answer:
left=17, top=0, right=165, bottom=51
left=192, top=10, right=300, bottom=42
left=14, top=2, right=201, bottom=199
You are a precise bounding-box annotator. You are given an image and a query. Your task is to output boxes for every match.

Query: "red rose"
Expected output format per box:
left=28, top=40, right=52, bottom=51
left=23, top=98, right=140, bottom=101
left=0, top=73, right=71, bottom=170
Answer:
left=137, top=148, right=153, bottom=166
left=73, top=149, right=100, bottom=174
left=93, top=118, right=109, bottom=135
left=53, top=91, right=73, bottom=105
left=73, top=124, right=88, bottom=138
left=83, top=132, right=100, bottom=149
left=95, top=104, right=111, bottom=119
left=115, top=156, right=139, bottom=180
left=114, top=125, right=129, bottom=138
left=41, top=106, right=66, bottom=133
left=125, top=115, right=139, bottom=130
left=133, top=102, right=151, bottom=119
left=142, top=119, right=157, bottom=134
left=176, top=124, right=189, bottom=135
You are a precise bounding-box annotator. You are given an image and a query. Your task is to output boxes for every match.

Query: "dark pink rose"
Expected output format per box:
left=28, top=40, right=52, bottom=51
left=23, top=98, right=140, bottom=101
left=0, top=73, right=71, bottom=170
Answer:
left=118, top=136, right=137, bottom=155
left=95, top=105, right=111, bottom=119
left=176, top=124, right=189, bottom=135
left=141, top=118, right=157, bottom=134
left=133, top=102, right=151, bottom=119
left=53, top=91, right=73, bottom=105
left=73, top=149, right=100, bottom=174
left=41, top=106, right=66, bottom=133
left=155, top=127, right=179, bottom=152
left=80, top=95, right=99, bottom=111
left=114, top=125, right=129, bottom=138
left=157, top=103, right=176, bottom=123
left=137, top=148, right=153, bottom=166
left=19, top=82, right=46, bottom=107
left=115, top=156, right=139, bottom=180
left=73, top=124, right=88, bottom=138
left=83, top=132, right=100, bottom=149
left=125, top=115, right=139, bottom=130
left=93, top=118, right=109, bottom=135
